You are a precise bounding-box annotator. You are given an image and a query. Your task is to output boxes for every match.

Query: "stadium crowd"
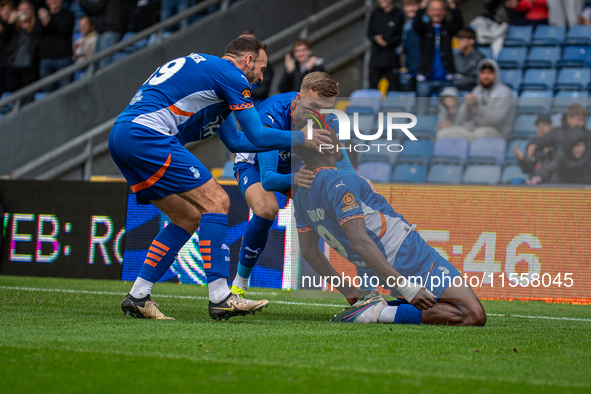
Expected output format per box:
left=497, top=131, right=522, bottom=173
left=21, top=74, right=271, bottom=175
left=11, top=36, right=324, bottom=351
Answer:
left=362, top=0, right=591, bottom=185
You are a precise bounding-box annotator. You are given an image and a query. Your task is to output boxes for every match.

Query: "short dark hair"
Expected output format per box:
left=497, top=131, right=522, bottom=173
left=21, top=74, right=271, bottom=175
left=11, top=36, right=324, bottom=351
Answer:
left=456, top=27, right=476, bottom=40
left=0, top=0, right=14, bottom=8
left=239, top=29, right=255, bottom=38
left=292, top=124, right=341, bottom=166
left=566, top=103, right=588, bottom=118
left=292, top=39, right=312, bottom=51
left=481, top=62, right=495, bottom=72
left=225, top=37, right=267, bottom=59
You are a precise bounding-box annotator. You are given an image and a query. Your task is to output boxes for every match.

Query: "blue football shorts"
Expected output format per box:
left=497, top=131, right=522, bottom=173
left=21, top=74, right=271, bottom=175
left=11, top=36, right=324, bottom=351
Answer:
left=109, top=122, right=212, bottom=204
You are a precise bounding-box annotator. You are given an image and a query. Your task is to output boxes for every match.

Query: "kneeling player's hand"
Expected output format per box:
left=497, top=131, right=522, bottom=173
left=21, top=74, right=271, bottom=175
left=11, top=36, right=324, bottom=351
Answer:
left=301, top=128, right=333, bottom=151
left=294, top=165, right=315, bottom=189
left=409, top=288, right=437, bottom=311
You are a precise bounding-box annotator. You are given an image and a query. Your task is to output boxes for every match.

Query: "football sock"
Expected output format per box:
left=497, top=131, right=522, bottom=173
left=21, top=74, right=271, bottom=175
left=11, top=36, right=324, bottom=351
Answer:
left=132, top=223, right=192, bottom=298
left=379, top=304, right=422, bottom=324
left=200, top=213, right=231, bottom=302
left=234, top=214, right=274, bottom=288
left=208, top=277, right=231, bottom=304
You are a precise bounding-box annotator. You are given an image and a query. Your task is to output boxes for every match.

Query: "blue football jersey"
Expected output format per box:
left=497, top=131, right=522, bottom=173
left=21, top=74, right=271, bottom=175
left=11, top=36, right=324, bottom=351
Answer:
left=115, top=53, right=254, bottom=146
left=293, top=167, right=416, bottom=269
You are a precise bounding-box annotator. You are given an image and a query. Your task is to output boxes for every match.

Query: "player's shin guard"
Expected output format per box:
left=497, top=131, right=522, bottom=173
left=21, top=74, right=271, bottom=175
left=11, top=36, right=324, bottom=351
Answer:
left=199, top=213, right=231, bottom=302
left=133, top=223, right=193, bottom=297
left=235, top=214, right=274, bottom=287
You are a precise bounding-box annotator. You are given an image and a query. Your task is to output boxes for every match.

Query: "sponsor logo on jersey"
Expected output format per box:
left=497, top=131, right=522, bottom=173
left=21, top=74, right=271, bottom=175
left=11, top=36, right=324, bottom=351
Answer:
left=242, top=89, right=251, bottom=99
left=341, top=191, right=359, bottom=213
left=268, top=115, right=275, bottom=124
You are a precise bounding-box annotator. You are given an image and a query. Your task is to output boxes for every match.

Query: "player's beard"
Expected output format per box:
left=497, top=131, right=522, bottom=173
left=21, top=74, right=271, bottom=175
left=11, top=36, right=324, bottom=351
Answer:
left=244, top=67, right=258, bottom=85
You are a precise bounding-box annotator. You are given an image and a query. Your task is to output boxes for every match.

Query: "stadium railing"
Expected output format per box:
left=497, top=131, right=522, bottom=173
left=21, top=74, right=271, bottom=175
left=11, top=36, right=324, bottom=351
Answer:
left=0, top=0, right=234, bottom=113
left=2, top=0, right=373, bottom=180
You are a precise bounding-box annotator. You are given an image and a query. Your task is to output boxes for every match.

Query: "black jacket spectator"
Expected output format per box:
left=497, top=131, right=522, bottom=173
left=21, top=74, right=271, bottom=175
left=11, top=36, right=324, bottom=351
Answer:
left=368, top=4, right=404, bottom=68
left=77, top=0, right=120, bottom=34
left=252, top=63, right=273, bottom=101
left=537, top=130, right=591, bottom=184
left=39, top=7, right=74, bottom=59
left=413, top=5, right=463, bottom=77
left=278, top=59, right=325, bottom=94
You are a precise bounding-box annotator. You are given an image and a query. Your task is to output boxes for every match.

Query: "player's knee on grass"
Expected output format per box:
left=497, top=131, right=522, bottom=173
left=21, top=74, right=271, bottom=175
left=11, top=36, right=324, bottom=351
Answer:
left=464, top=303, right=487, bottom=326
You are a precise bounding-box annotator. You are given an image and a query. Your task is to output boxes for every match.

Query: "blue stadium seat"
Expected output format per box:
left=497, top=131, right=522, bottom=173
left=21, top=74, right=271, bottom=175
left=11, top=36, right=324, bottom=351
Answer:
left=478, top=46, right=493, bottom=59
left=555, top=68, right=591, bottom=91
left=468, top=138, right=506, bottom=165
left=356, top=139, right=401, bottom=166
left=413, top=115, right=438, bottom=136
left=512, top=114, right=539, bottom=136
left=381, top=91, right=416, bottom=112
left=564, top=25, right=591, bottom=46
left=504, top=25, right=533, bottom=47
left=586, top=116, right=591, bottom=131
left=553, top=91, right=589, bottom=112
left=357, top=161, right=392, bottom=183
left=505, top=139, right=530, bottom=164
left=525, top=46, right=560, bottom=69
left=426, top=164, right=463, bottom=184
left=501, top=165, right=528, bottom=184
left=391, top=162, right=427, bottom=183
left=531, top=25, right=566, bottom=46
left=220, top=161, right=235, bottom=179
left=400, top=139, right=433, bottom=163
left=517, top=90, right=553, bottom=113
left=559, top=46, right=591, bottom=68
left=353, top=114, right=377, bottom=135
left=500, top=69, right=523, bottom=90
left=347, top=89, right=382, bottom=115
left=432, top=137, right=470, bottom=164
left=462, top=164, right=501, bottom=185
left=521, top=69, right=556, bottom=90
left=33, top=92, right=49, bottom=101
left=497, top=47, right=527, bottom=69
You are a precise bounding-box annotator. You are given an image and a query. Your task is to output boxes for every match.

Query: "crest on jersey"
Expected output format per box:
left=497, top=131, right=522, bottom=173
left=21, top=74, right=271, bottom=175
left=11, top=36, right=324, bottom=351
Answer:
left=190, top=166, right=200, bottom=179
left=242, top=89, right=251, bottom=99
left=130, top=90, right=143, bottom=105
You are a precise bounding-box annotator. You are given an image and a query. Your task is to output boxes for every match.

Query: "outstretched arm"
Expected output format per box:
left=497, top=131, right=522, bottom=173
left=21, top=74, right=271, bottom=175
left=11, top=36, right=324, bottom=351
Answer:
left=233, top=106, right=332, bottom=150
left=340, top=218, right=436, bottom=310
left=258, top=150, right=293, bottom=192
left=216, top=115, right=271, bottom=153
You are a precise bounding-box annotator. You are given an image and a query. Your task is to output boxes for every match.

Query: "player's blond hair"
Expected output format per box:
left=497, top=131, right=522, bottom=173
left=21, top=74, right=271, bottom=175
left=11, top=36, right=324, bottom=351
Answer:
left=300, top=72, right=339, bottom=98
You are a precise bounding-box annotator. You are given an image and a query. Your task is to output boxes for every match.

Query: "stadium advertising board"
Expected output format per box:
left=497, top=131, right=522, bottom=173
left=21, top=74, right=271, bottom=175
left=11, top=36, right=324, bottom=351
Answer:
left=0, top=180, right=128, bottom=279
left=122, top=184, right=591, bottom=303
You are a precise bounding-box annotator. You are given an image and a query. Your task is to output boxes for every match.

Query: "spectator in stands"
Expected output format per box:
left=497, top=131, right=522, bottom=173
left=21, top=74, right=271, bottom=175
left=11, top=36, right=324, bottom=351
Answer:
left=548, top=0, right=584, bottom=27
left=485, top=0, right=527, bottom=23
left=367, top=0, right=404, bottom=91
left=37, top=0, right=75, bottom=92
left=239, top=30, right=273, bottom=105
left=4, top=1, right=42, bottom=98
left=413, top=0, right=463, bottom=115
left=527, top=103, right=588, bottom=159
left=438, top=59, right=515, bottom=140
left=512, top=114, right=554, bottom=177
left=397, top=0, right=420, bottom=92
left=533, top=129, right=591, bottom=184
left=130, top=0, right=160, bottom=32
left=160, top=0, right=193, bottom=31
left=452, top=27, right=485, bottom=92
left=278, top=39, right=325, bottom=94
left=0, top=0, right=15, bottom=95
left=504, top=0, right=549, bottom=27
left=436, top=86, right=461, bottom=130
left=77, top=0, right=120, bottom=69
left=73, top=15, right=98, bottom=63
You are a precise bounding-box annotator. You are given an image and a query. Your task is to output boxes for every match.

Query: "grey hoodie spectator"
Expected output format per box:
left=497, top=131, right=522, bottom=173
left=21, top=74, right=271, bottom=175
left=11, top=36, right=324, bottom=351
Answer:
left=438, top=59, right=515, bottom=140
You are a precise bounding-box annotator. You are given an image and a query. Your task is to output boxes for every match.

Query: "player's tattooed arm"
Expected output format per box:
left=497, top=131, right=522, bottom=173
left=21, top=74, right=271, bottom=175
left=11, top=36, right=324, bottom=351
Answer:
left=298, top=230, right=363, bottom=303
left=341, top=217, right=436, bottom=311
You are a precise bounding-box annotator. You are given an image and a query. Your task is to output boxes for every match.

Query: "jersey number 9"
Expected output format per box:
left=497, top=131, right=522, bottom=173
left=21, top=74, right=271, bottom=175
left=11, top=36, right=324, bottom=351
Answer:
left=147, top=57, right=187, bottom=86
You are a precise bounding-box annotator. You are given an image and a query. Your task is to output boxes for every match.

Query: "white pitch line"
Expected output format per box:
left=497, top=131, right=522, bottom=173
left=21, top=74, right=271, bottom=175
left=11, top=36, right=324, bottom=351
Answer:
left=1, top=285, right=590, bottom=321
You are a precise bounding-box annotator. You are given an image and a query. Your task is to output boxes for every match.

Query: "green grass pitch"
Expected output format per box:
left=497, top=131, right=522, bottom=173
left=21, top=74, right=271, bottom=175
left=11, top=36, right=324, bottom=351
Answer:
left=1, top=275, right=590, bottom=394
